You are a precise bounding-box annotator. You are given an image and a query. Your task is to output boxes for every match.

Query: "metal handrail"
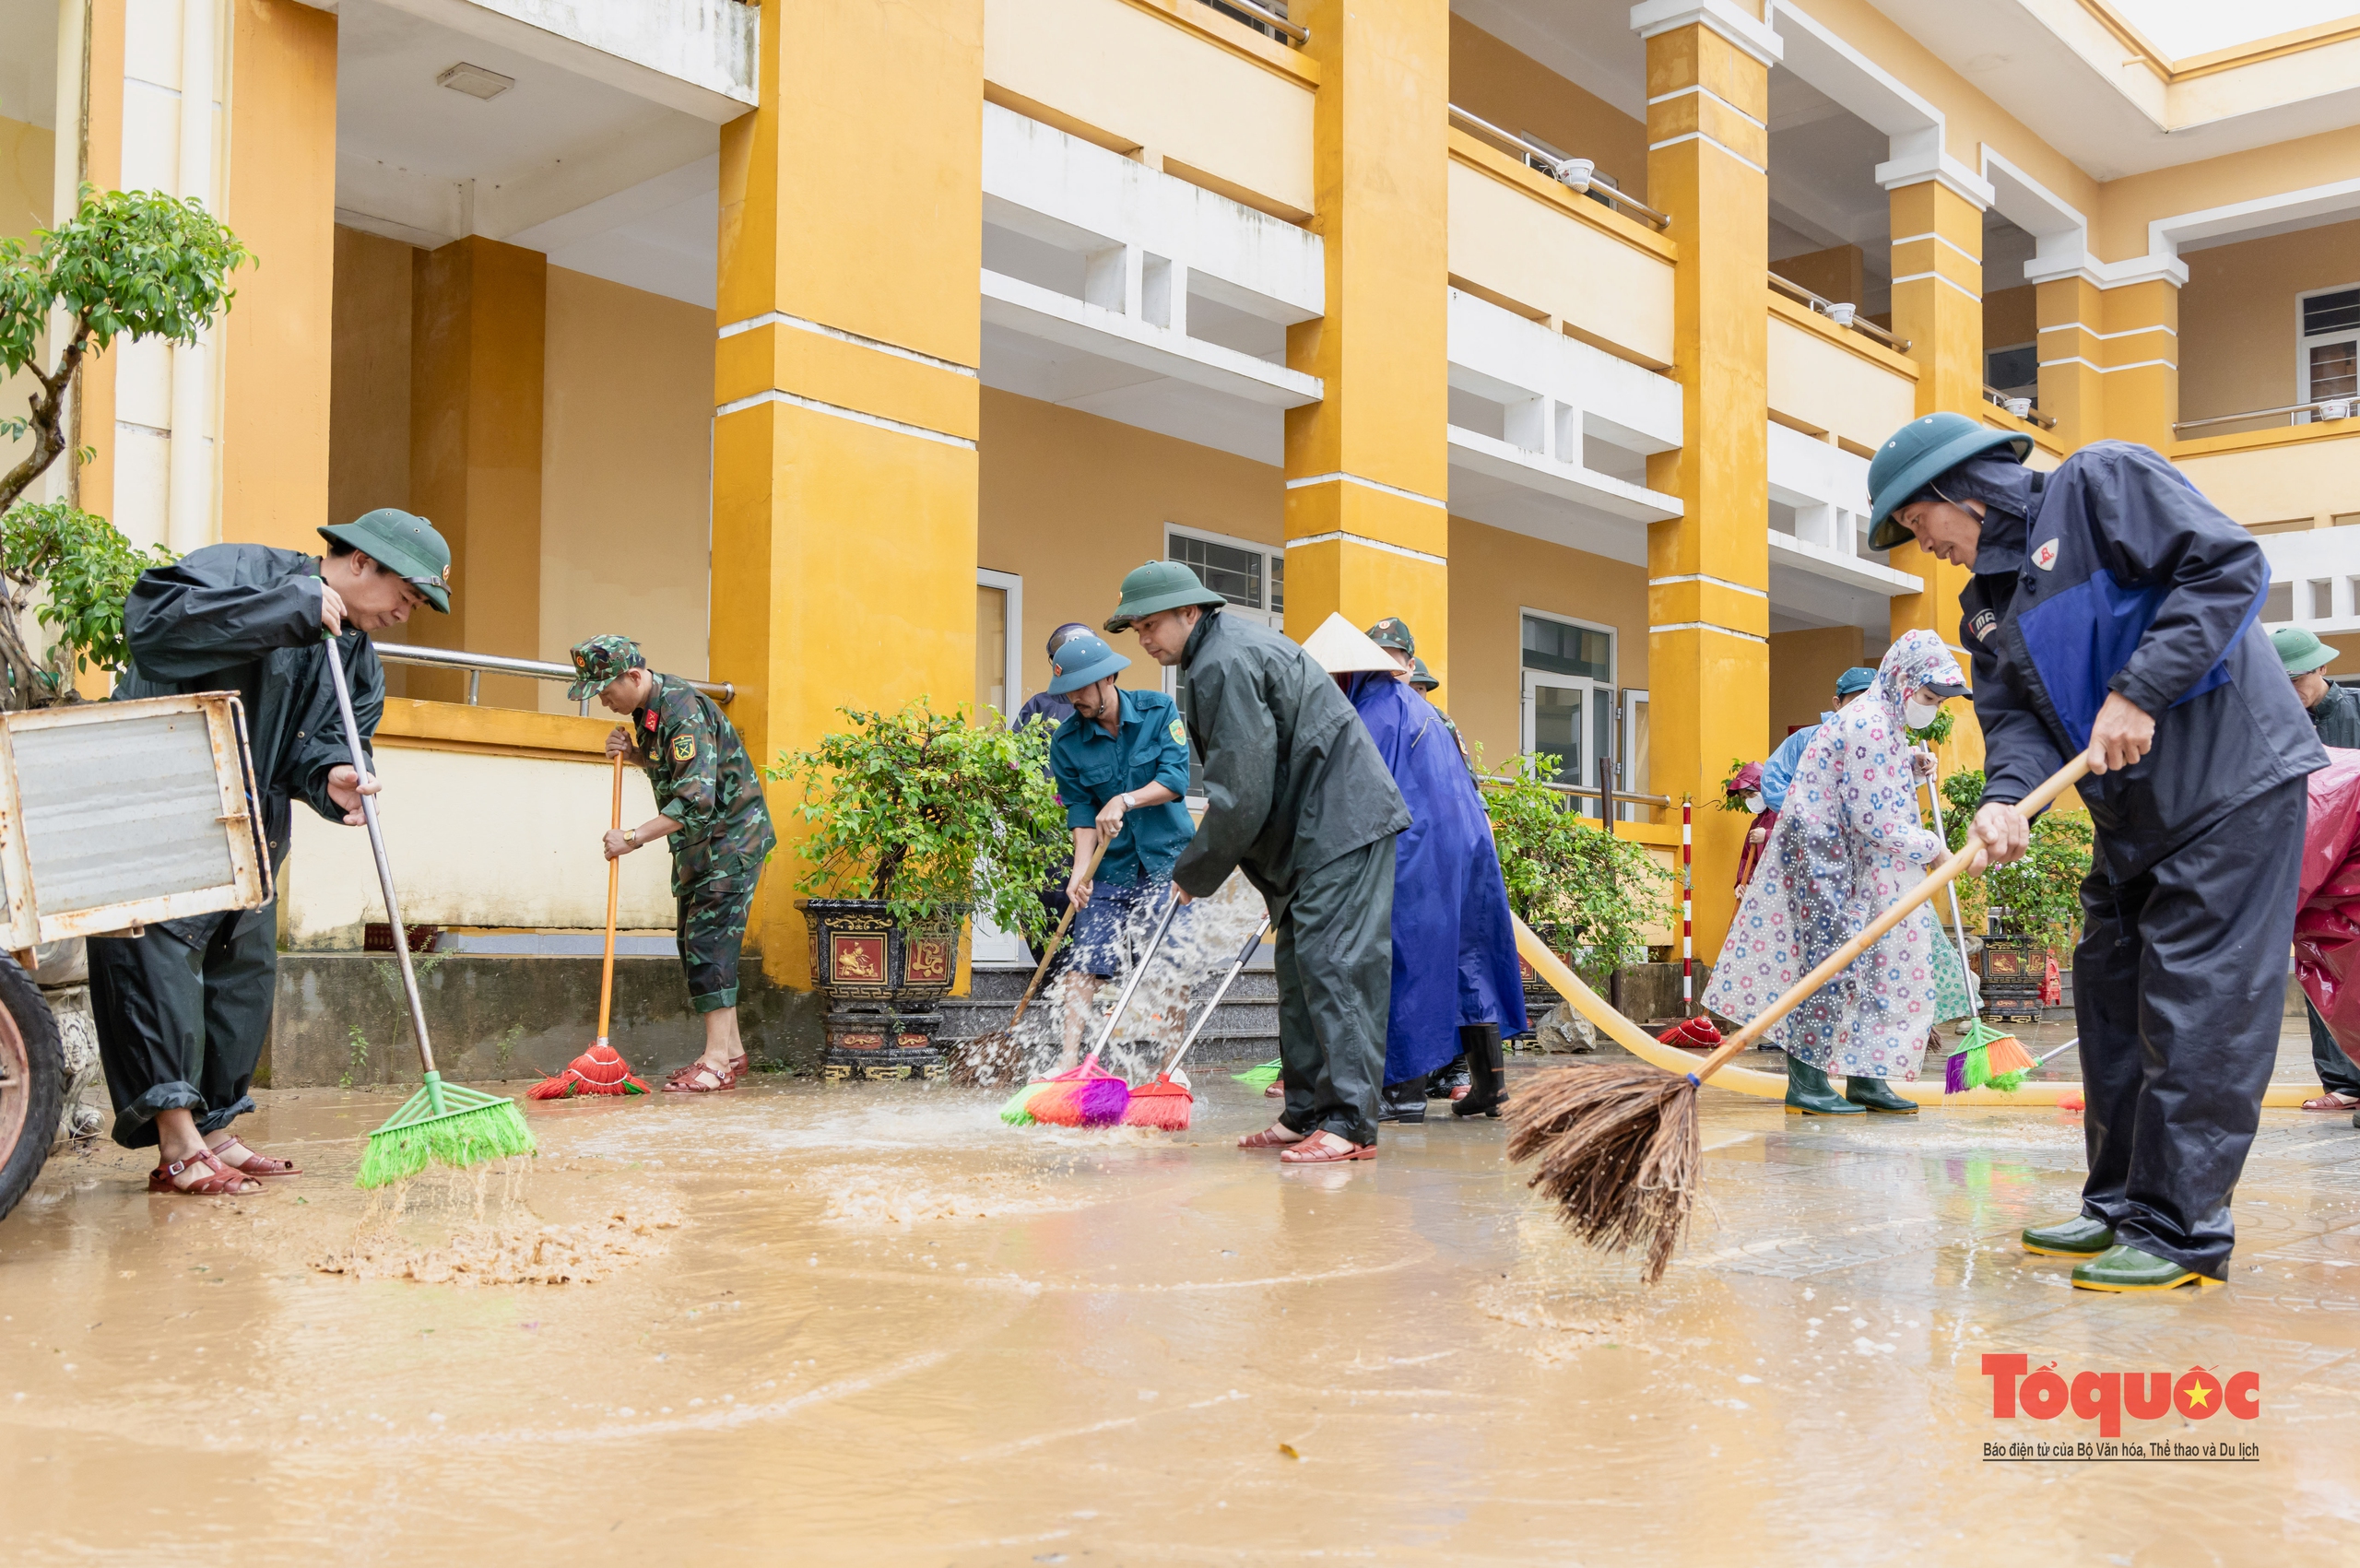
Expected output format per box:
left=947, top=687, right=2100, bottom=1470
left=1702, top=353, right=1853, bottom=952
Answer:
left=1447, top=105, right=1671, bottom=230
left=1198, top=0, right=1305, bottom=44
left=373, top=643, right=735, bottom=715
left=1478, top=770, right=1672, bottom=812
left=2175, top=398, right=2357, bottom=433
left=1766, top=270, right=1910, bottom=353
left=1981, top=383, right=2058, bottom=430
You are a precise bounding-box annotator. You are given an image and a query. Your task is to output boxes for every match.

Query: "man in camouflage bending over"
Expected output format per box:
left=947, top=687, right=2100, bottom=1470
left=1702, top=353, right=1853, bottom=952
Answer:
left=571, top=635, right=777, bottom=1092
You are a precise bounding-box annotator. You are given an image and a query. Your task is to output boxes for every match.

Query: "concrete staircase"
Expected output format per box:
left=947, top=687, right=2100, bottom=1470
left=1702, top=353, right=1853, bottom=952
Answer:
left=939, top=954, right=1281, bottom=1064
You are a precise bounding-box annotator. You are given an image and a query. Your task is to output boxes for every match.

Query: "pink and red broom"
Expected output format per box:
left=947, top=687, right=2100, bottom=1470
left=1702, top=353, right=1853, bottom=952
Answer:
left=529, top=757, right=651, bottom=1100
left=1124, top=917, right=1269, bottom=1131
left=1025, top=889, right=1187, bottom=1128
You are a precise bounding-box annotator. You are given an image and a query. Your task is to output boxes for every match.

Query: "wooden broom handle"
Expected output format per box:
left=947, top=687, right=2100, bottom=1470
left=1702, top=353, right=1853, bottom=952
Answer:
left=597, top=755, right=622, bottom=1044
left=1006, top=834, right=1113, bottom=1028
left=1688, top=753, right=2091, bottom=1084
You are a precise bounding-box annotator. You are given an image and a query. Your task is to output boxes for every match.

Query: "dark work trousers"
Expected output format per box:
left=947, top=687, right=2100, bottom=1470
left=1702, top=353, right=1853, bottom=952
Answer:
left=2308, top=998, right=2360, bottom=1099
left=1275, top=835, right=1396, bottom=1147
left=88, top=904, right=279, bottom=1150
left=2073, top=776, right=2304, bottom=1279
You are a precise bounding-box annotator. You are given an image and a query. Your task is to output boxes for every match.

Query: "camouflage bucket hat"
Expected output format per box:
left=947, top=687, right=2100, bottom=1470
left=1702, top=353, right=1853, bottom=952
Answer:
left=1365, top=617, right=1415, bottom=655
left=567, top=634, right=645, bottom=701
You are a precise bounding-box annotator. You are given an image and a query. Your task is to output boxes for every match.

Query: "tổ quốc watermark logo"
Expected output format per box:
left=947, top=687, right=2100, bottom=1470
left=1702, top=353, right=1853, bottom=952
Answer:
left=1981, top=1355, right=2260, bottom=1461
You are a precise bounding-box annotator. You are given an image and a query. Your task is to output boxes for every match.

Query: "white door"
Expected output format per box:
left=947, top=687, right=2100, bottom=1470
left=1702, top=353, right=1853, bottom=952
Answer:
left=1522, top=670, right=1611, bottom=815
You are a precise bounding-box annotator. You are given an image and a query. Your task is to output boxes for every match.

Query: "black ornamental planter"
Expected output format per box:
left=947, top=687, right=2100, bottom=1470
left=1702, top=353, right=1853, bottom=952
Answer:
left=800, top=898, right=966, bottom=1081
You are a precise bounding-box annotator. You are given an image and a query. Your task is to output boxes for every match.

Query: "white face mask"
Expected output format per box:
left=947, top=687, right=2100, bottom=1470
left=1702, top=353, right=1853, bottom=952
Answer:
left=1905, top=696, right=1941, bottom=730
left=1743, top=793, right=1765, bottom=814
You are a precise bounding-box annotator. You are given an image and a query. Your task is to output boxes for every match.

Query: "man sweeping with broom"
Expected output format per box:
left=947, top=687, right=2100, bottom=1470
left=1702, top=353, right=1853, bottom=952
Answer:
left=1108, top=562, right=1410, bottom=1163
left=1873, top=412, right=2323, bottom=1291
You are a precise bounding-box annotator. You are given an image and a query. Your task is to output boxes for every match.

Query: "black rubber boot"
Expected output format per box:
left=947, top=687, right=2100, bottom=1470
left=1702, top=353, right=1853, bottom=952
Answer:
left=1784, top=1055, right=1863, bottom=1114
left=1843, top=1074, right=1919, bottom=1113
left=1429, top=1053, right=1470, bottom=1101
left=1378, top=1078, right=1427, bottom=1124
left=1452, top=1025, right=1507, bottom=1118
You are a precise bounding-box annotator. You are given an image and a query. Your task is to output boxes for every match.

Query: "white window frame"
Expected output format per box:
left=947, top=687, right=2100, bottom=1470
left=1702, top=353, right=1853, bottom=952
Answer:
left=1164, top=524, right=1283, bottom=626
left=2295, top=281, right=2360, bottom=424
left=1518, top=607, right=1619, bottom=813
left=976, top=567, right=1023, bottom=721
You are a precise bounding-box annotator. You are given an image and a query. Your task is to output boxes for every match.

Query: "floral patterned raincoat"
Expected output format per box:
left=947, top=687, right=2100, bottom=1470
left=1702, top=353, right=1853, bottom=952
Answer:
left=1702, top=630, right=1975, bottom=1079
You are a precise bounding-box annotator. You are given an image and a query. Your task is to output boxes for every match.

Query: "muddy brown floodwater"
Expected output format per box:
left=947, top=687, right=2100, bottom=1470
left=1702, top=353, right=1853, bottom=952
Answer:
left=5, top=1071, right=2357, bottom=1563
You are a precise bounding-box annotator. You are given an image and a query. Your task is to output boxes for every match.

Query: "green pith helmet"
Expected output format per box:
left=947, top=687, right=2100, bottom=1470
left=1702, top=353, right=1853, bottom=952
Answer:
left=318, top=508, right=454, bottom=613
left=1104, top=559, right=1226, bottom=632
left=1865, top=412, right=2032, bottom=549
left=2274, top=626, right=2338, bottom=675
left=1046, top=632, right=1131, bottom=694
left=1365, top=617, right=1415, bottom=655
left=566, top=633, right=646, bottom=701
left=1408, top=656, right=1438, bottom=691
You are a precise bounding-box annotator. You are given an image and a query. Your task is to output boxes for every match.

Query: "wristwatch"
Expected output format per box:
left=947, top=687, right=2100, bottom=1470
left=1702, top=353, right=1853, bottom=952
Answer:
left=622, top=828, right=639, bottom=846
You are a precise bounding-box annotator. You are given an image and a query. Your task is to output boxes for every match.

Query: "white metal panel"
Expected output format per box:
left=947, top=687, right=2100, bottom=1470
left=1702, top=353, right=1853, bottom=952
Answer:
left=14, top=711, right=234, bottom=911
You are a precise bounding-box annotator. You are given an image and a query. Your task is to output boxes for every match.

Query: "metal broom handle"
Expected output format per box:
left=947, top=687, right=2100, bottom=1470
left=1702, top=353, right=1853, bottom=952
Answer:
left=1152, top=916, right=1268, bottom=1079
left=1086, top=886, right=1186, bottom=1057
left=322, top=632, right=438, bottom=1078
left=1689, top=754, right=2093, bottom=1084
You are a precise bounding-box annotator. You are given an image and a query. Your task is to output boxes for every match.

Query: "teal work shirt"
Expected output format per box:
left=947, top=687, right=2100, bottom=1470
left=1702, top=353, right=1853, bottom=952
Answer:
left=1049, top=687, right=1195, bottom=886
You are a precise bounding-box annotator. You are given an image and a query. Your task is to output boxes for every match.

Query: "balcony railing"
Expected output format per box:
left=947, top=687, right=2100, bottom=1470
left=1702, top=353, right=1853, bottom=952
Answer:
left=1981, top=383, right=2057, bottom=430
left=1766, top=270, right=1909, bottom=354
left=374, top=643, right=735, bottom=715
left=1198, top=0, right=1305, bottom=45
left=2175, top=397, right=2359, bottom=434
left=1448, top=105, right=1671, bottom=230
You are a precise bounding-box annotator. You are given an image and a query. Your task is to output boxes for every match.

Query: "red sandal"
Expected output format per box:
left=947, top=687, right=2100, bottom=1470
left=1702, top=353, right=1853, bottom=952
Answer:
left=1278, top=1131, right=1375, bottom=1164
left=210, top=1136, right=301, bottom=1176
left=148, top=1147, right=264, bottom=1196
left=1238, top=1122, right=1309, bottom=1149
left=663, top=1057, right=746, bottom=1093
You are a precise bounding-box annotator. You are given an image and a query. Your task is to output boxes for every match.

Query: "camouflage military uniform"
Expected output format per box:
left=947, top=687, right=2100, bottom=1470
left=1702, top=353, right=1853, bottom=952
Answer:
left=572, top=636, right=776, bottom=1014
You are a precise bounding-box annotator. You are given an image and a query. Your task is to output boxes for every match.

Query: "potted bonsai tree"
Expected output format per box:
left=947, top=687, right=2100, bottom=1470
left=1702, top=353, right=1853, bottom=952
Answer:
left=767, top=699, right=1068, bottom=1078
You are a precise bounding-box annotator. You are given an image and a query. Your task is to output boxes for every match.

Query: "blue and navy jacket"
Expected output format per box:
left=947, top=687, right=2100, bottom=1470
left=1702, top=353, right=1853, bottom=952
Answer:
left=1962, top=442, right=2323, bottom=879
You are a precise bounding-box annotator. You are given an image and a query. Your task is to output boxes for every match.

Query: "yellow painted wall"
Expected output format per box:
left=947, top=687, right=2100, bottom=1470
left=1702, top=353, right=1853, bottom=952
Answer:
left=327, top=226, right=413, bottom=527
left=220, top=0, right=336, bottom=554
left=1446, top=146, right=1676, bottom=368
left=1772, top=244, right=1864, bottom=308
left=1445, top=517, right=1646, bottom=772
left=2174, top=426, right=2360, bottom=528
left=2091, top=125, right=2360, bottom=265
left=1766, top=626, right=1864, bottom=755
left=1447, top=14, right=1647, bottom=203
left=2180, top=218, right=2360, bottom=426
left=981, top=0, right=1316, bottom=220
left=0, top=113, right=53, bottom=489
left=1765, top=303, right=1918, bottom=449
left=1984, top=284, right=2036, bottom=355
left=538, top=266, right=714, bottom=704
left=979, top=388, right=1280, bottom=699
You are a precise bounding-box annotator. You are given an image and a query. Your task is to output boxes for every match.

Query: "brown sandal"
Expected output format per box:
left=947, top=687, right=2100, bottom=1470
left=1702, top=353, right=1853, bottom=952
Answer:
left=148, top=1147, right=264, bottom=1196
left=1238, top=1122, right=1308, bottom=1149
left=210, top=1136, right=301, bottom=1176
left=663, top=1057, right=745, bottom=1093
left=1279, top=1131, right=1375, bottom=1164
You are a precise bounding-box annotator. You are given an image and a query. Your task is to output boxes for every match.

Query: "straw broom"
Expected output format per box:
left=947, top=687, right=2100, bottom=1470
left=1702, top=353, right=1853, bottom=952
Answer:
left=1506, top=755, right=2089, bottom=1281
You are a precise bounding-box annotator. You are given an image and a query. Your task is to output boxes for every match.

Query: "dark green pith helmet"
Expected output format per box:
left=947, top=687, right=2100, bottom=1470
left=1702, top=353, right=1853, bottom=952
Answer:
left=1104, top=560, right=1226, bottom=632
left=567, top=633, right=646, bottom=701
left=318, top=508, right=454, bottom=612
left=1865, top=412, right=2032, bottom=550
left=1408, top=656, right=1438, bottom=691
left=1365, top=617, right=1415, bottom=655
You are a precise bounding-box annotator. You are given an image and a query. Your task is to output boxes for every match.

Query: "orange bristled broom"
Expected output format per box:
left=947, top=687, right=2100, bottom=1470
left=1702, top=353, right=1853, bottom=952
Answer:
left=1125, top=917, right=1269, bottom=1131
left=1030, top=890, right=1187, bottom=1128
left=529, top=755, right=650, bottom=1100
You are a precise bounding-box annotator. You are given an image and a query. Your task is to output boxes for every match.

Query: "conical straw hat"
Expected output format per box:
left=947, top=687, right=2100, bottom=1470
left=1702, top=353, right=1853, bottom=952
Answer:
left=1301, top=611, right=1400, bottom=675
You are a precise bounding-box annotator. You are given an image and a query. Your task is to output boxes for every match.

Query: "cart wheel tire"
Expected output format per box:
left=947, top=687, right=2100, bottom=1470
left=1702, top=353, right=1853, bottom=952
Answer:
left=0, top=956, right=64, bottom=1223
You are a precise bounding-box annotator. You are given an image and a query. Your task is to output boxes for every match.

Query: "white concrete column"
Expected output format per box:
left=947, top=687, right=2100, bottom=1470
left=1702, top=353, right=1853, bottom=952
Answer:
left=165, top=0, right=219, bottom=554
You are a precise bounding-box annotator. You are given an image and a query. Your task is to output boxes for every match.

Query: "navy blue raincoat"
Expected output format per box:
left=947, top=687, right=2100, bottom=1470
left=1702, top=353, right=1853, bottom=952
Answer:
left=1955, top=442, right=2321, bottom=878
left=1345, top=673, right=1528, bottom=1084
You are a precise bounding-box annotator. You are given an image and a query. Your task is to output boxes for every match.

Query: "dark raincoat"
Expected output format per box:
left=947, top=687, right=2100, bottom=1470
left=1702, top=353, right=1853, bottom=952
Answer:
left=1344, top=672, right=1527, bottom=1087
left=2295, top=749, right=2360, bottom=1059
left=1955, top=442, right=2320, bottom=1279
left=1174, top=609, right=1409, bottom=1145
left=88, top=544, right=384, bottom=1148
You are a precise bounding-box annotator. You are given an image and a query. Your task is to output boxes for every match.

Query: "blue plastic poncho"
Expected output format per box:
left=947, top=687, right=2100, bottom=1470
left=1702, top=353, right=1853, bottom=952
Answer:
left=1345, top=673, right=1529, bottom=1084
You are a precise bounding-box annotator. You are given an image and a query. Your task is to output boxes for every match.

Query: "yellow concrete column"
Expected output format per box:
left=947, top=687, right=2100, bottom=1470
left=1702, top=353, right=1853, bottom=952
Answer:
left=407, top=237, right=546, bottom=708
left=1280, top=0, right=1449, bottom=683
left=2097, top=279, right=2179, bottom=451
left=1637, top=6, right=1777, bottom=953
left=712, top=0, right=984, bottom=986
left=1884, top=176, right=1986, bottom=773
left=220, top=0, right=336, bottom=554
left=2035, top=275, right=2106, bottom=452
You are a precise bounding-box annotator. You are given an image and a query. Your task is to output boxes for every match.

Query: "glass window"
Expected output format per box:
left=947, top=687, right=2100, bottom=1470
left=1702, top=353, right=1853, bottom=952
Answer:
left=2311, top=341, right=2357, bottom=403
left=2303, top=288, right=2360, bottom=338
left=1170, top=535, right=1262, bottom=609
left=975, top=584, right=1008, bottom=717
left=1986, top=344, right=2036, bottom=394
left=1529, top=684, right=1584, bottom=784
left=1522, top=614, right=1612, bottom=680
left=1268, top=552, right=1283, bottom=615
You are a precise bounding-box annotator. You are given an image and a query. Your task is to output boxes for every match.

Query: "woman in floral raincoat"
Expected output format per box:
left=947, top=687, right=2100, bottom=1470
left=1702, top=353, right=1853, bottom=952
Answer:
left=1703, top=629, right=1976, bottom=1114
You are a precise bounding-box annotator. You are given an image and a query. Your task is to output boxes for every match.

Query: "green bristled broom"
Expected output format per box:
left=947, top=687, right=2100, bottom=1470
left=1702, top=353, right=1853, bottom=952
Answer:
left=322, top=633, right=536, bottom=1186
left=1918, top=750, right=2035, bottom=1096
left=1233, top=1058, right=1281, bottom=1092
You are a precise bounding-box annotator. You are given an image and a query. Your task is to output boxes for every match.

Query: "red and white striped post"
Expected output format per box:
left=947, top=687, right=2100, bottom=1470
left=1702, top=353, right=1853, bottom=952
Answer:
left=1681, top=796, right=1694, bottom=1016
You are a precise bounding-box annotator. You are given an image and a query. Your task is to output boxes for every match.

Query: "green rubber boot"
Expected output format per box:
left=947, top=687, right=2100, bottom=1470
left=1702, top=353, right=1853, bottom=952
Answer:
left=2071, top=1243, right=2219, bottom=1292
left=1784, top=1055, right=1863, bottom=1115
left=2022, top=1214, right=2115, bottom=1256
left=1844, top=1075, right=1919, bottom=1113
